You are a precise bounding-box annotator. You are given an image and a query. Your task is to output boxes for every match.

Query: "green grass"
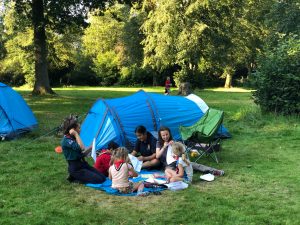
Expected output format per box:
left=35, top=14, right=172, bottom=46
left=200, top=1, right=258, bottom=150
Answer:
left=0, top=86, right=299, bottom=225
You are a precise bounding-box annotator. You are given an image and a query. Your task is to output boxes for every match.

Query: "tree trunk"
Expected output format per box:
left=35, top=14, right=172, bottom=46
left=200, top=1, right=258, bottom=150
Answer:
left=152, top=71, right=158, bottom=86
left=223, top=66, right=233, bottom=88
left=32, top=0, right=55, bottom=95
left=178, top=82, right=192, bottom=96
left=224, top=73, right=232, bottom=88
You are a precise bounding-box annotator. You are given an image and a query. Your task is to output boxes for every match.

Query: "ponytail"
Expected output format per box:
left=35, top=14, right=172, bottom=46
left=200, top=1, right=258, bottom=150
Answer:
left=181, top=153, right=190, bottom=166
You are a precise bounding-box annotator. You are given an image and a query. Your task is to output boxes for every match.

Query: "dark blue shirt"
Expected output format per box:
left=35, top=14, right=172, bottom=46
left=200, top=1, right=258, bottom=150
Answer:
left=134, top=132, right=157, bottom=157
left=61, top=135, right=83, bottom=161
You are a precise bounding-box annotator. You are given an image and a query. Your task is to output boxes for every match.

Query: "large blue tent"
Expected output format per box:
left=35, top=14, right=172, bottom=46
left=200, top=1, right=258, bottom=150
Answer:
left=0, top=82, right=38, bottom=139
left=80, top=90, right=230, bottom=150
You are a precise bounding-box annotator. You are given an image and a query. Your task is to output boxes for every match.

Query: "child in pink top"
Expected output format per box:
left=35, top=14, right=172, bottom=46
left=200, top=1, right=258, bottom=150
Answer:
left=109, top=147, right=147, bottom=195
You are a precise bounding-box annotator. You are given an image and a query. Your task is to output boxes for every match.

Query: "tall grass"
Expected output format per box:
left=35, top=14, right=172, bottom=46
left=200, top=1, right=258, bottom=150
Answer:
left=0, top=87, right=299, bottom=225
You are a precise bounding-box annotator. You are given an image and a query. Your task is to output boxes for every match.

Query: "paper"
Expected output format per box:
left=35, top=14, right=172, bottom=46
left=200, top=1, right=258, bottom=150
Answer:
left=128, top=154, right=143, bottom=172
left=91, top=138, right=97, bottom=162
left=200, top=173, right=215, bottom=181
left=140, top=174, right=154, bottom=179
left=145, top=177, right=167, bottom=185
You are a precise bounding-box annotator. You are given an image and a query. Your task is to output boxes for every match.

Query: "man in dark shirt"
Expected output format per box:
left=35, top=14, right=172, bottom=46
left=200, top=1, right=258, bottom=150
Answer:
left=131, top=125, right=161, bottom=169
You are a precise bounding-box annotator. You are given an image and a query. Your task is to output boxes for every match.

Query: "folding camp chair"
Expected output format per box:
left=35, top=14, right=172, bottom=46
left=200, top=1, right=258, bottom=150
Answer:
left=179, top=108, right=224, bottom=163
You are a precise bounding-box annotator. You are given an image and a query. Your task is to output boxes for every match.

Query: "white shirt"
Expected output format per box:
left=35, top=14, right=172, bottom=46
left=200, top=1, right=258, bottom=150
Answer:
left=166, top=145, right=176, bottom=165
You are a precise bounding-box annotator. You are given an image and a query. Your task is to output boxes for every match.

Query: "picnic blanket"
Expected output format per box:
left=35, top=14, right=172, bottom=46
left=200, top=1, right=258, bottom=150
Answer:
left=86, top=170, right=168, bottom=196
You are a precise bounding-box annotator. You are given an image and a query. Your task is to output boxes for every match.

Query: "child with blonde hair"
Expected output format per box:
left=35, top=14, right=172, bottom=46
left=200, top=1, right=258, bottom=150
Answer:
left=109, top=147, right=148, bottom=196
left=165, top=142, right=193, bottom=183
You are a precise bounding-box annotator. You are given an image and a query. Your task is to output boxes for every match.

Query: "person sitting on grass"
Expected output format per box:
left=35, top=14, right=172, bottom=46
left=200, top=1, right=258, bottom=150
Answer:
left=109, top=147, right=149, bottom=196
left=164, top=142, right=193, bottom=183
left=155, top=126, right=177, bottom=170
left=61, top=116, right=106, bottom=184
left=94, top=141, right=119, bottom=177
left=131, top=125, right=161, bottom=169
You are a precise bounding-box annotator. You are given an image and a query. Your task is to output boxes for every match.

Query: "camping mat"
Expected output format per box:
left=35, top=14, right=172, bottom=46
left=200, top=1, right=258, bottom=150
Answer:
left=86, top=170, right=167, bottom=196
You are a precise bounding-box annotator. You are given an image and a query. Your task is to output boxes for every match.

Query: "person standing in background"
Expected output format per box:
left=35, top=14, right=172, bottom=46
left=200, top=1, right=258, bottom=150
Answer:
left=164, top=76, right=172, bottom=95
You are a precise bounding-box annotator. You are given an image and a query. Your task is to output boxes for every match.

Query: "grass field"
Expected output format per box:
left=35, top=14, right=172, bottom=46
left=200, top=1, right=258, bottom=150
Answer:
left=0, top=86, right=299, bottom=225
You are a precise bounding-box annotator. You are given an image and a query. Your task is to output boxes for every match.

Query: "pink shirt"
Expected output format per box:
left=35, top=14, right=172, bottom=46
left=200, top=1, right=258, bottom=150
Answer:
left=109, top=163, right=133, bottom=188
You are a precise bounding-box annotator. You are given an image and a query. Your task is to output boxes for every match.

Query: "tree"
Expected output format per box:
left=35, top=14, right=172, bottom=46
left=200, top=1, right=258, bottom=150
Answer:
left=12, top=0, right=107, bottom=94
left=251, top=0, right=300, bottom=115
left=141, top=0, right=205, bottom=86
left=0, top=3, right=82, bottom=87
left=0, top=2, right=34, bottom=85
left=0, top=11, right=5, bottom=60
left=193, top=0, right=263, bottom=88
left=82, top=3, right=145, bottom=85
left=252, top=35, right=300, bottom=115
left=141, top=0, right=263, bottom=88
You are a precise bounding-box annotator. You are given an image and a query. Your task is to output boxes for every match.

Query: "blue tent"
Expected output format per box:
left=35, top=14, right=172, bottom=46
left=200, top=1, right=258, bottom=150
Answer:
left=80, top=90, right=230, bottom=150
left=0, top=82, right=38, bottom=139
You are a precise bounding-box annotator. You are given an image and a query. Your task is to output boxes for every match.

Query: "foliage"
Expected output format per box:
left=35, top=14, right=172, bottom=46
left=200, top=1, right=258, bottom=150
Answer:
left=251, top=0, right=300, bottom=115
left=251, top=35, right=300, bottom=115
left=8, top=0, right=108, bottom=94
left=92, top=51, right=120, bottom=85
left=62, top=55, right=99, bottom=86
left=141, top=0, right=263, bottom=88
left=0, top=5, right=35, bottom=86
left=142, top=0, right=181, bottom=71
left=0, top=3, right=83, bottom=87
left=0, top=0, right=298, bottom=92
left=0, top=13, right=5, bottom=60
left=82, top=3, right=146, bottom=86
left=119, top=64, right=152, bottom=85
left=264, top=0, right=300, bottom=36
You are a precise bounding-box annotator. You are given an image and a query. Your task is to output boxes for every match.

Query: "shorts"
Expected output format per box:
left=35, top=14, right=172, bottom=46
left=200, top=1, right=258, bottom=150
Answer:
left=117, top=181, right=134, bottom=194
left=166, top=161, right=177, bottom=170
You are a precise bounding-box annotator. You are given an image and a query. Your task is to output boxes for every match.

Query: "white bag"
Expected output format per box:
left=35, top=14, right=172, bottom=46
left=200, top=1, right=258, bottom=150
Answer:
left=165, top=181, right=189, bottom=191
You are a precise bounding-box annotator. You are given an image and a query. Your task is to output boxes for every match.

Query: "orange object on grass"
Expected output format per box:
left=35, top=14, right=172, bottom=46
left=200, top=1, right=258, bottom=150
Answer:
left=55, top=146, right=62, bottom=153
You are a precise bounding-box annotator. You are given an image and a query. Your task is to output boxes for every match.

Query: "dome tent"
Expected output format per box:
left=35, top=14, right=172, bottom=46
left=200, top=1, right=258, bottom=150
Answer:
left=0, top=82, right=38, bottom=140
left=80, top=90, right=230, bottom=151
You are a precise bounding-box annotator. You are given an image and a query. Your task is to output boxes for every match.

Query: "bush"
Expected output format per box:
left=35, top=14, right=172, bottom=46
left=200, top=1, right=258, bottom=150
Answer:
left=92, top=51, right=120, bottom=86
left=0, top=72, right=25, bottom=86
left=60, top=58, right=99, bottom=86
left=251, top=35, right=300, bottom=115
left=119, top=65, right=153, bottom=86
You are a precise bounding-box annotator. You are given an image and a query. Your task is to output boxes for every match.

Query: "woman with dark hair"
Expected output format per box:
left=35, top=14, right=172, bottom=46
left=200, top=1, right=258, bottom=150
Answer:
left=131, top=125, right=160, bottom=169
left=61, top=116, right=106, bottom=184
left=156, top=126, right=177, bottom=170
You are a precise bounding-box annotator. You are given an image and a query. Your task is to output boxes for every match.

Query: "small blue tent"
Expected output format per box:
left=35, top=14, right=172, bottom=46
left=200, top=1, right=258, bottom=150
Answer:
left=0, top=82, right=38, bottom=139
left=80, top=90, right=230, bottom=150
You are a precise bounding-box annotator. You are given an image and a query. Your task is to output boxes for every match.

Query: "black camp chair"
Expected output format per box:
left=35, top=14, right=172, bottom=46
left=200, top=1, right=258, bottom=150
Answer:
left=179, top=108, right=224, bottom=163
